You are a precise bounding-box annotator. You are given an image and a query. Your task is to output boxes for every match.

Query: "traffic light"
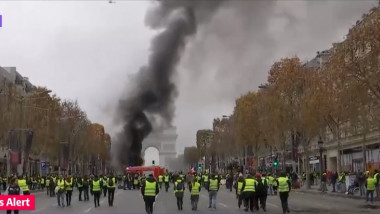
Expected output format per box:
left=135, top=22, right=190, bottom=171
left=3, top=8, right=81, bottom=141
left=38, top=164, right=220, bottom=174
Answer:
left=152, top=160, right=155, bottom=166
left=273, top=157, right=278, bottom=166
left=198, top=163, right=202, bottom=170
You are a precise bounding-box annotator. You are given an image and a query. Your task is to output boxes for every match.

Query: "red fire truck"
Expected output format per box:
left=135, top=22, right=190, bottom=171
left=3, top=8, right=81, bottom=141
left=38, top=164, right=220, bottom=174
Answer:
left=125, top=166, right=165, bottom=179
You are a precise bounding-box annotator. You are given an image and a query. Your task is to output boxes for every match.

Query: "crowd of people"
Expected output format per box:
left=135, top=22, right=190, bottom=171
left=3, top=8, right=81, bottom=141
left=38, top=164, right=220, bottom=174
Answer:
left=1, top=168, right=378, bottom=214
left=139, top=170, right=292, bottom=214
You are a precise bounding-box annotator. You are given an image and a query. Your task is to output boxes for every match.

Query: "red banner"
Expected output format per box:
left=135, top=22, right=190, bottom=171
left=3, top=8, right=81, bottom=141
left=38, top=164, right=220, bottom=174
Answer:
left=0, top=195, right=35, bottom=210
left=10, top=151, right=19, bottom=165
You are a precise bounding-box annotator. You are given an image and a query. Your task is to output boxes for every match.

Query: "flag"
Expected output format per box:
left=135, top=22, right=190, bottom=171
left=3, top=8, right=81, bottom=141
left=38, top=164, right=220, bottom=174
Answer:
left=0, top=15, right=2, bottom=27
left=190, top=167, right=195, bottom=174
left=10, top=151, right=20, bottom=165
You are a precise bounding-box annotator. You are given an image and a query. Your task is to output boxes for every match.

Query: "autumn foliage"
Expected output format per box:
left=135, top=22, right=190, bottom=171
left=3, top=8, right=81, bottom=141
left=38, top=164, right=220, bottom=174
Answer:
left=0, top=81, right=111, bottom=172
left=193, top=6, right=380, bottom=188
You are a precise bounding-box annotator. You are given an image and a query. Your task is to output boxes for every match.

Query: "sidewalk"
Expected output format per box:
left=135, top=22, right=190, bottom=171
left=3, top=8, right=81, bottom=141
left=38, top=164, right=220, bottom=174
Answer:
left=294, top=183, right=380, bottom=201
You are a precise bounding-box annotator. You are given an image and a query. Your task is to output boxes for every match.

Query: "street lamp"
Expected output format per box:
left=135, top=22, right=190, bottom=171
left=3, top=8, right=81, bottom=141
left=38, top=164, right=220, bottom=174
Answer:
left=318, top=137, right=324, bottom=174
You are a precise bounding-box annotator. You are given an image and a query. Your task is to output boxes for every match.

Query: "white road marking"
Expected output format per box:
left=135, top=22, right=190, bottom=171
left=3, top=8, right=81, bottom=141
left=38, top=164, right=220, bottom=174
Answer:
left=83, top=207, right=92, bottom=213
left=267, top=202, right=279, bottom=208
left=83, top=191, right=122, bottom=213
left=218, top=202, right=228, bottom=207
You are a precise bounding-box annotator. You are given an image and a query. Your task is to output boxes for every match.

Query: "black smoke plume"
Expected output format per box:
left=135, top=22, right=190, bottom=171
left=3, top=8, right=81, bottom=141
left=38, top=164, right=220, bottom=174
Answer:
left=113, top=4, right=199, bottom=167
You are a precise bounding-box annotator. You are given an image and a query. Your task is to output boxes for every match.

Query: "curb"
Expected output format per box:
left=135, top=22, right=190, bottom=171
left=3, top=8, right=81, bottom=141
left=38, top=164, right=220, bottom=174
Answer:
left=294, top=189, right=380, bottom=201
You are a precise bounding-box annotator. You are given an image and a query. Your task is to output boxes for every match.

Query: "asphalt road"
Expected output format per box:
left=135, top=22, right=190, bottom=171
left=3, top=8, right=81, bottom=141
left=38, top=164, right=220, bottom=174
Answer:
left=21, top=185, right=379, bottom=213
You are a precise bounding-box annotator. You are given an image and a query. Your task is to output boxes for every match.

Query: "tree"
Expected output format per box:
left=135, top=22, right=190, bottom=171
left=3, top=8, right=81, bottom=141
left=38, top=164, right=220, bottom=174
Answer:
left=184, top=146, right=200, bottom=167
left=212, top=116, right=236, bottom=160
left=196, top=129, right=213, bottom=158
left=267, top=57, right=325, bottom=188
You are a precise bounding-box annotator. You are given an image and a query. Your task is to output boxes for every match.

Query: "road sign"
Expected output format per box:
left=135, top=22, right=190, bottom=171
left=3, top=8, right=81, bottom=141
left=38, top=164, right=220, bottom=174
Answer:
left=41, top=161, right=46, bottom=169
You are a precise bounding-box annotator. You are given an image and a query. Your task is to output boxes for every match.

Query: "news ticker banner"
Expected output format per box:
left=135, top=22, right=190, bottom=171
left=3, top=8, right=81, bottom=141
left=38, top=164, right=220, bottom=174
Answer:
left=0, top=195, right=35, bottom=210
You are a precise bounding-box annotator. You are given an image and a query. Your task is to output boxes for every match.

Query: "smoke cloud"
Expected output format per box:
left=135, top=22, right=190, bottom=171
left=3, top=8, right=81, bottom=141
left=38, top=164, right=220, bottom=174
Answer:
left=112, top=0, right=377, bottom=166
left=112, top=0, right=220, bottom=167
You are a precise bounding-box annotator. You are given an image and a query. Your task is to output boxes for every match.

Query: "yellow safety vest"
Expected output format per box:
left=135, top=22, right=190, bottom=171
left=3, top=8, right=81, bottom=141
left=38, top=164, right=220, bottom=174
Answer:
left=65, top=181, right=72, bottom=191
left=158, top=175, right=163, bottom=182
left=209, top=179, right=218, bottom=191
left=164, top=175, right=169, bottom=182
left=203, top=175, right=209, bottom=182
left=18, top=179, right=29, bottom=192
left=107, top=177, right=116, bottom=188
left=134, top=178, right=139, bottom=185
left=243, top=178, right=255, bottom=192
left=144, top=181, right=156, bottom=196
left=46, top=179, right=50, bottom=186
left=375, top=173, right=379, bottom=183
left=40, top=178, right=45, bottom=184
left=92, top=180, right=101, bottom=192
left=57, top=180, right=65, bottom=190
left=175, top=180, right=184, bottom=193
left=278, top=177, right=289, bottom=192
left=367, top=178, right=376, bottom=191
left=77, top=178, right=83, bottom=188
left=191, top=182, right=201, bottom=195
left=268, top=176, right=274, bottom=185
left=237, top=181, right=243, bottom=195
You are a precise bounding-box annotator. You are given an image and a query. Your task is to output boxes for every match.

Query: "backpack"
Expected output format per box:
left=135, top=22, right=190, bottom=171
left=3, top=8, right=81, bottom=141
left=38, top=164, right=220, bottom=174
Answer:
left=108, top=178, right=114, bottom=186
left=176, top=182, right=183, bottom=190
left=256, top=179, right=265, bottom=194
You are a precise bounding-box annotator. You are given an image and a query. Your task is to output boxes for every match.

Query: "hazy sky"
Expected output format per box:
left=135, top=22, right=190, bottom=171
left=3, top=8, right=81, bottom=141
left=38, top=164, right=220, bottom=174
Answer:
left=0, top=0, right=377, bottom=162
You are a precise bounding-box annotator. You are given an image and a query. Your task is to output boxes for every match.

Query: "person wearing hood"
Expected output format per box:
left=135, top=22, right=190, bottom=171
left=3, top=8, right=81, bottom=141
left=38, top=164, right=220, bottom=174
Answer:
left=235, top=173, right=244, bottom=209
left=91, top=175, right=101, bottom=207
left=141, top=174, right=159, bottom=214
left=255, top=173, right=268, bottom=212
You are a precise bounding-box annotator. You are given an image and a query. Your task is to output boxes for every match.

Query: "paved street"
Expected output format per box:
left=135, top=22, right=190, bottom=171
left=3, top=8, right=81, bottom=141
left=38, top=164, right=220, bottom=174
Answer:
left=21, top=185, right=379, bottom=213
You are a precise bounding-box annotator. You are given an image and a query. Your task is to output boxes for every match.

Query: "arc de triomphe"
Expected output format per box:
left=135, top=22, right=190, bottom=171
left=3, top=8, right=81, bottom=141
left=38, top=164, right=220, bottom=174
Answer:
left=142, top=126, right=177, bottom=168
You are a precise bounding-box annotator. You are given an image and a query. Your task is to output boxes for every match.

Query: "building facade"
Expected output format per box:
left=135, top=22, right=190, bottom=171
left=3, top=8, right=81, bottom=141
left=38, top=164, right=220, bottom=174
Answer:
left=0, top=66, right=36, bottom=176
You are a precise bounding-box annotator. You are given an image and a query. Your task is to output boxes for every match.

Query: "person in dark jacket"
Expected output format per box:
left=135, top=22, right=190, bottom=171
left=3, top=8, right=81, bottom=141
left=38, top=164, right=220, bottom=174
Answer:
left=357, top=171, right=366, bottom=196
left=6, top=177, right=22, bottom=214
left=331, top=171, right=338, bottom=192
left=141, top=174, right=159, bottom=214
left=255, top=173, right=268, bottom=212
